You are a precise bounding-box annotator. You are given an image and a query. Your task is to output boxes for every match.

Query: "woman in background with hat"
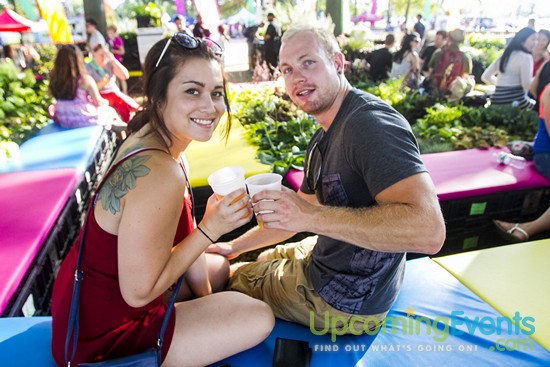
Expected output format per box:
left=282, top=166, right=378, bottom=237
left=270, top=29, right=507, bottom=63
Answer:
left=482, top=27, right=538, bottom=109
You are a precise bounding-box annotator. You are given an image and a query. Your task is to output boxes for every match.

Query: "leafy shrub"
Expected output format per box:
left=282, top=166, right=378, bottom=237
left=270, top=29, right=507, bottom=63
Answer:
left=467, top=33, right=506, bottom=52
left=34, top=43, right=57, bottom=80
left=231, top=81, right=318, bottom=175
left=364, top=77, right=407, bottom=106
left=392, top=91, right=441, bottom=125
left=465, top=104, right=538, bottom=140
left=0, top=60, right=52, bottom=147
left=225, top=32, right=536, bottom=171
left=412, top=103, right=535, bottom=152
left=344, top=58, right=371, bottom=90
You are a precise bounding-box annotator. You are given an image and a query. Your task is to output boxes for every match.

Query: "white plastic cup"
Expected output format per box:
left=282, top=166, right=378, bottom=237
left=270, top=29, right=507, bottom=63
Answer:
left=245, top=173, right=283, bottom=227
left=207, top=166, right=246, bottom=200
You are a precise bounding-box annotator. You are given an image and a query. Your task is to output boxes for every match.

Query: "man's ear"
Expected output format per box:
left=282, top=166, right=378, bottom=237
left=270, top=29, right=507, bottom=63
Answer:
left=333, top=52, right=345, bottom=74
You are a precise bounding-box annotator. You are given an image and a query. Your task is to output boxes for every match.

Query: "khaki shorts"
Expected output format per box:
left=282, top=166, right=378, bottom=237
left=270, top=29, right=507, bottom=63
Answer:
left=228, top=236, right=387, bottom=335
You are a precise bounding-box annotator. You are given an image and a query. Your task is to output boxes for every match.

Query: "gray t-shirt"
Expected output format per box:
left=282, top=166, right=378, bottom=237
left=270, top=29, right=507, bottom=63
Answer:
left=300, top=88, right=426, bottom=315
left=89, top=31, right=106, bottom=51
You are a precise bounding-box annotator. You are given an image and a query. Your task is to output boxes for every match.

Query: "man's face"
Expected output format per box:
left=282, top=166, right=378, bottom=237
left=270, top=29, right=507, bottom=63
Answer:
left=175, top=19, right=183, bottom=31
left=434, top=35, right=447, bottom=48
left=278, top=31, right=341, bottom=117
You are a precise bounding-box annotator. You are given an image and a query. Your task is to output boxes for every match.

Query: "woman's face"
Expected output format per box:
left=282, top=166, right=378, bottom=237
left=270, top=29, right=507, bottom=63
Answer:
left=410, top=38, right=420, bottom=51
left=92, top=46, right=108, bottom=66
left=160, top=57, right=226, bottom=148
left=535, top=33, right=550, bottom=52
left=522, top=33, right=538, bottom=53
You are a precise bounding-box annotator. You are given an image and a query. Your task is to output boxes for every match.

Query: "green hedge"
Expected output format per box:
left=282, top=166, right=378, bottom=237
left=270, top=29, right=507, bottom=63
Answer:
left=230, top=77, right=538, bottom=174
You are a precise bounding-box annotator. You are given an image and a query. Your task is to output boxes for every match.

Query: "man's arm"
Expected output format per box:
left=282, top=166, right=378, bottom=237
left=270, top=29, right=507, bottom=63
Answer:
left=462, top=53, right=473, bottom=78
left=108, top=50, right=130, bottom=81
left=254, top=172, right=445, bottom=254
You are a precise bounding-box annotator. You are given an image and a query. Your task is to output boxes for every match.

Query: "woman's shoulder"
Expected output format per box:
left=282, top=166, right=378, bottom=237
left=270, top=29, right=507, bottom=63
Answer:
left=104, top=144, right=184, bottom=197
left=113, top=143, right=171, bottom=165
left=113, top=144, right=182, bottom=177
left=511, top=50, right=533, bottom=61
left=80, top=74, right=95, bottom=87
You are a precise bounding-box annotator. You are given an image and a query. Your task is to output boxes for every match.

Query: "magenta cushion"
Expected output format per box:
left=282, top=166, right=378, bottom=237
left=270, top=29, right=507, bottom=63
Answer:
left=0, top=169, right=80, bottom=314
left=285, top=168, right=304, bottom=192
left=423, top=147, right=550, bottom=201
left=285, top=147, right=550, bottom=199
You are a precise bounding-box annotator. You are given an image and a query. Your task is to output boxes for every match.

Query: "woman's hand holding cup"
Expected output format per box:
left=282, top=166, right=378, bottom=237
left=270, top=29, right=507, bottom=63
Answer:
left=200, top=188, right=252, bottom=242
left=201, top=166, right=252, bottom=240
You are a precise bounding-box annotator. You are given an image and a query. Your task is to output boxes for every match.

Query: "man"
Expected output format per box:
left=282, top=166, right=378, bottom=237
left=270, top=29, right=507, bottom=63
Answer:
left=366, top=33, right=395, bottom=81
left=427, top=29, right=472, bottom=97
left=245, top=22, right=264, bottom=71
left=193, top=14, right=210, bottom=38
left=86, top=18, right=106, bottom=53
left=209, top=24, right=445, bottom=333
left=263, top=12, right=282, bottom=74
left=419, top=30, right=447, bottom=75
left=174, top=14, right=190, bottom=34
left=413, top=14, right=425, bottom=40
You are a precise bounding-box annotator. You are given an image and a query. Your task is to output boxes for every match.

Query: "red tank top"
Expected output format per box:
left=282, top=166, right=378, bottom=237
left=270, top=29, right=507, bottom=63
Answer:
left=51, top=148, right=194, bottom=366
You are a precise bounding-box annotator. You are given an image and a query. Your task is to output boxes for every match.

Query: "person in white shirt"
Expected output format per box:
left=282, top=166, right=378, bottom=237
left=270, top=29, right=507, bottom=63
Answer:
left=86, top=18, right=106, bottom=53
left=482, top=27, right=538, bottom=109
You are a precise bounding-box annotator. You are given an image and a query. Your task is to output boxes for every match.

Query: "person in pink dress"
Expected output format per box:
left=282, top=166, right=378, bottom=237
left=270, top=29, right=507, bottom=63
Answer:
left=48, top=44, right=123, bottom=133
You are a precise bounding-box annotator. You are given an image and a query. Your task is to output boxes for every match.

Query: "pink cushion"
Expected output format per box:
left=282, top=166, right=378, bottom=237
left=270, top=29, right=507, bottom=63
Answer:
left=423, top=147, right=550, bottom=201
left=0, top=169, right=80, bottom=314
left=285, top=168, right=304, bottom=192
left=285, top=147, right=550, bottom=200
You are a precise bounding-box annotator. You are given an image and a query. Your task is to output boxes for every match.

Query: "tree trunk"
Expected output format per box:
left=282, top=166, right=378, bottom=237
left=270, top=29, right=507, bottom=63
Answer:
left=404, top=0, right=411, bottom=26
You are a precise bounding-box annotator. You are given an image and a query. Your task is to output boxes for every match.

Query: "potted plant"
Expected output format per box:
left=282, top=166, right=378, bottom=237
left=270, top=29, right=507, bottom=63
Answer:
left=127, top=2, right=162, bottom=28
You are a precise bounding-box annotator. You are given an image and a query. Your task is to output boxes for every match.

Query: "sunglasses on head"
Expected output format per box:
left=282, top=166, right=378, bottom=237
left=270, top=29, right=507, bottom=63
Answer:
left=155, top=32, right=224, bottom=69
left=92, top=44, right=104, bottom=52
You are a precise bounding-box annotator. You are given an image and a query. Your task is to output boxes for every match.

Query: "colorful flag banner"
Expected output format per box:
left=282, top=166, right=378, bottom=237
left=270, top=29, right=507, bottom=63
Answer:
left=36, top=0, right=72, bottom=43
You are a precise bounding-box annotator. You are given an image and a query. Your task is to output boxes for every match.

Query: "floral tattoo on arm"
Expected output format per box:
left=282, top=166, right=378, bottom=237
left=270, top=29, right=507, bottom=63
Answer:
left=99, top=154, right=152, bottom=214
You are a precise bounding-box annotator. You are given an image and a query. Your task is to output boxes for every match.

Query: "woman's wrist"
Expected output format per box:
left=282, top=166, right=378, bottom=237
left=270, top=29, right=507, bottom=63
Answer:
left=196, top=224, right=219, bottom=243
left=197, top=225, right=215, bottom=243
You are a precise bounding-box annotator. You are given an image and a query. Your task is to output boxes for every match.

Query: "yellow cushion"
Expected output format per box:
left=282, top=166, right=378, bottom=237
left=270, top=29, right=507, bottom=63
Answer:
left=434, top=240, right=550, bottom=351
left=186, top=121, right=270, bottom=188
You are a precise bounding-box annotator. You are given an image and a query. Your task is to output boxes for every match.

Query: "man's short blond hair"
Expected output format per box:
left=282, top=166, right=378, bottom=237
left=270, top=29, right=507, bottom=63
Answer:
left=281, top=24, right=341, bottom=60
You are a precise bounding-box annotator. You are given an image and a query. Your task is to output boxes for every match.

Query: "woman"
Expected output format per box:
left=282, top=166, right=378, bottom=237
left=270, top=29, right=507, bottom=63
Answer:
left=389, top=32, right=421, bottom=88
left=481, top=27, right=538, bottom=109
left=86, top=43, right=140, bottom=122
left=51, top=33, right=274, bottom=366
left=532, top=29, right=550, bottom=75
left=48, top=45, right=122, bottom=130
left=494, top=63, right=550, bottom=242
left=531, top=60, right=550, bottom=109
